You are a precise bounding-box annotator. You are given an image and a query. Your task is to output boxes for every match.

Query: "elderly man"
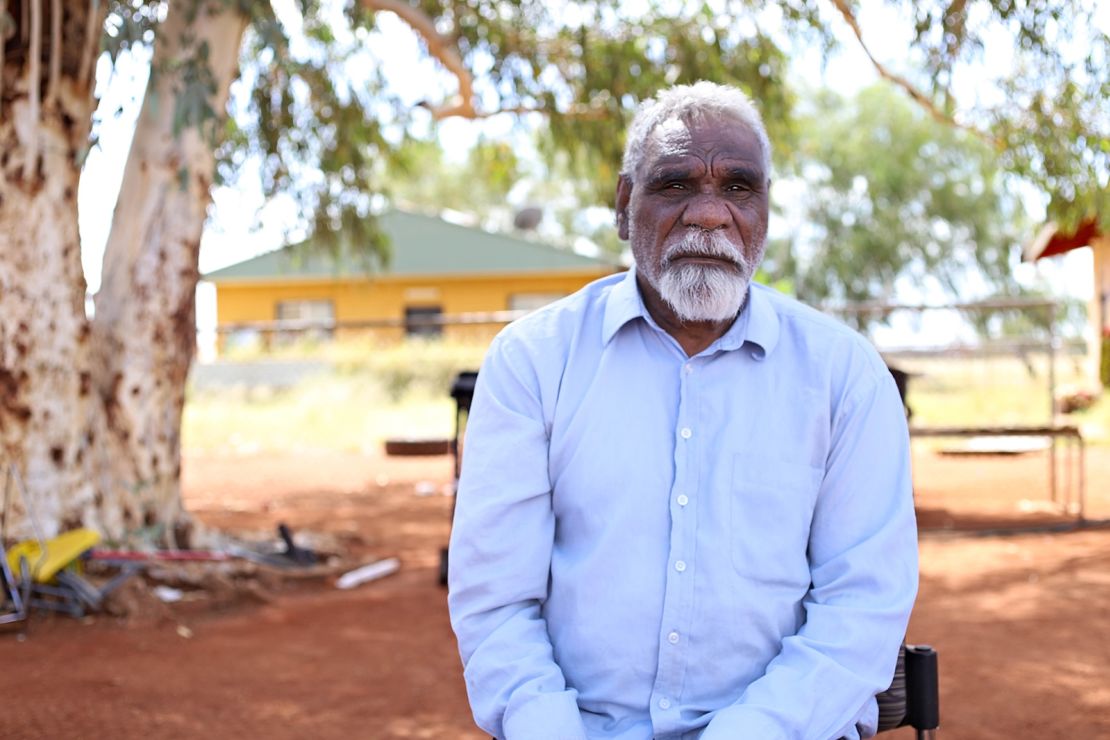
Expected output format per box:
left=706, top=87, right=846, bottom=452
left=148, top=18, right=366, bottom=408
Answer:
left=448, top=81, right=918, bottom=740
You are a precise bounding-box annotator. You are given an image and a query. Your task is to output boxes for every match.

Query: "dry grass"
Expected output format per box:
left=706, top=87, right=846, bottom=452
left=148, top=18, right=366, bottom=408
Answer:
left=185, top=339, right=1109, bottom=454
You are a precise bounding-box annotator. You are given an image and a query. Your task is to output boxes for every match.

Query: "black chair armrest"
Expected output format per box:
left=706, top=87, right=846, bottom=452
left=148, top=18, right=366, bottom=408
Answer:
left=876, top=643, right=939, bottom=737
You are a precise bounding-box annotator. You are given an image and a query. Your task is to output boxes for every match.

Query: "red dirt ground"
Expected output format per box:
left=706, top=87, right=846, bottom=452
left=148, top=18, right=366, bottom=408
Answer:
left=2, top=445, right=1109, bottom=739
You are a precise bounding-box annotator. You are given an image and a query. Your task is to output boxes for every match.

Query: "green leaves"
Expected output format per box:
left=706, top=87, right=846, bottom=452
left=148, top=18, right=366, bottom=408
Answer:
left=102, top=1, right=161, bottom=65
left=170, top=40, right=219, bottom=140
left=103, top=0, right=1102, bottom=280
left=217, top=0, right=404, bottom=267
left=990, top=50, right=1110, bottom=233
left=787, top=85, right=1026, bottom=319
left=884, top=0, right=1108, bottom=233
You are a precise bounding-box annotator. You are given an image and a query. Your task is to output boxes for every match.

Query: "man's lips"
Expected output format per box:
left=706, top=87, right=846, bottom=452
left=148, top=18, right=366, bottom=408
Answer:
left=667, top=253, right=740, bottom=269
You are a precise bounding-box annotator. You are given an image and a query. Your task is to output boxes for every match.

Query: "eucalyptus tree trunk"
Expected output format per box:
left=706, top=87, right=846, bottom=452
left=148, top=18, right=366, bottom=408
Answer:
left=0, top=1, right=104, bottom=540
left=89, top=1, right=249, bottom=546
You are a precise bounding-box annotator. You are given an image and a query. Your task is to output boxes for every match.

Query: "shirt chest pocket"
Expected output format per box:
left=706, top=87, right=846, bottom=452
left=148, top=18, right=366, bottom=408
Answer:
left=730, top=453, right=823, bottom=584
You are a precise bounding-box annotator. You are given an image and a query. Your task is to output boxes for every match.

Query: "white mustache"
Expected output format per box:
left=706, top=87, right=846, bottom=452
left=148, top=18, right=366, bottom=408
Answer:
left=662, top=230, right=744, bottom=269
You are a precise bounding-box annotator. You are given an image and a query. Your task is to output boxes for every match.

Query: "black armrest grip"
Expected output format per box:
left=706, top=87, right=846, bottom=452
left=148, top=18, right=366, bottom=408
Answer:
left=905, top=644, right=940, bottom=730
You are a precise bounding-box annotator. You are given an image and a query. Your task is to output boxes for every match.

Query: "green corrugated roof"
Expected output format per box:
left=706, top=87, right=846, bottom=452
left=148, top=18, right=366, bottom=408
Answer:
left=204, top=210, right=617, bottom=282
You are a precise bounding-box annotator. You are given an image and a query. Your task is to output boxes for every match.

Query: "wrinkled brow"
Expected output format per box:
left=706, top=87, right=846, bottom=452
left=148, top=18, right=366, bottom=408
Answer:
left=724, top=166, right=765, bottom=185
left=645, top=166, right=696, bottom=185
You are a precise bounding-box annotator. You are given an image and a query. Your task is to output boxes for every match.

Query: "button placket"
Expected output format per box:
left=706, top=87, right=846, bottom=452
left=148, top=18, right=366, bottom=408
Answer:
left=654, top=356, right=697, bottom=733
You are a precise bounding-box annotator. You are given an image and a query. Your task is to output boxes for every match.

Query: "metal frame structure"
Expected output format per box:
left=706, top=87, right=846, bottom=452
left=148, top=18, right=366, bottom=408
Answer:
left=829, top=297, right=1086, bottom=522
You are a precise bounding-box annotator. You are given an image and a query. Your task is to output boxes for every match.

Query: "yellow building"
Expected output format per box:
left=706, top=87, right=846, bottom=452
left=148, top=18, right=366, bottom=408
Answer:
left=205, top=210, right=622, bottom=349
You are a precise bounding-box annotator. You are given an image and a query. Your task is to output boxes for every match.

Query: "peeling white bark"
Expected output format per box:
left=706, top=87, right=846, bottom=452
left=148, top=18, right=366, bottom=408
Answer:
left=0, top=66, right=98, bottom=540
left=90, top=2, right=249, bottom=546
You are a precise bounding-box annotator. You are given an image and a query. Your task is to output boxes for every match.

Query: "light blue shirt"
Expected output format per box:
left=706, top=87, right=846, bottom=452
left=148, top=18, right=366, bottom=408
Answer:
left=448, top=269, right=918, bottom=740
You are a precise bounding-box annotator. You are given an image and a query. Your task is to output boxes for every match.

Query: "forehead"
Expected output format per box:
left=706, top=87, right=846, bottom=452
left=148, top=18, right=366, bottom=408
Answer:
left=640, top=113, right=763, bottom=173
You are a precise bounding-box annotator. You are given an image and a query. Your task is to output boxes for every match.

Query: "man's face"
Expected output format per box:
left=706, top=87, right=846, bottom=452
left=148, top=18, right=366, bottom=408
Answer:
left=616, top=114, right=770, bottom=323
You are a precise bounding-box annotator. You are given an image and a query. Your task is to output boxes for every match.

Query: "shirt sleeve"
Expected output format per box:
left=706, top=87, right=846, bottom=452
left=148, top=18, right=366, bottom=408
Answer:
left=701, top=356, right=919, bottom=740
left=447, top=333, right=589, bottom=740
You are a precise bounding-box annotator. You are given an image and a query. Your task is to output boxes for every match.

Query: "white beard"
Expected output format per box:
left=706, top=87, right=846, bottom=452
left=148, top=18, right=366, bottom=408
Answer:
left=639, top=228, right=763, bottom=323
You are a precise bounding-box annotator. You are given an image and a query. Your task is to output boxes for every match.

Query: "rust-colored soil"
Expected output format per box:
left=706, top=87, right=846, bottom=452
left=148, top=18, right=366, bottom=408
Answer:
left=3, top=445, right=1109, bottom=739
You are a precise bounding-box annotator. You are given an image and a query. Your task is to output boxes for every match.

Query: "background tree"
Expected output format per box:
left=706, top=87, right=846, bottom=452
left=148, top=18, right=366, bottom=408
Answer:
left=371, top=137, right=524, bottom=226
left=1, top=1, right=108, bottom=538
left=90, top=0, right=251, bottom=543
left=784, top=84, right=1024, bottom=313
left=831, top=0, right=1108, bottom=233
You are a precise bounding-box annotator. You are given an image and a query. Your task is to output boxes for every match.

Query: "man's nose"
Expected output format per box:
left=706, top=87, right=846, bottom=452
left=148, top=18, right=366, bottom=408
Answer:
left=681, top=194, right=730, bottom=230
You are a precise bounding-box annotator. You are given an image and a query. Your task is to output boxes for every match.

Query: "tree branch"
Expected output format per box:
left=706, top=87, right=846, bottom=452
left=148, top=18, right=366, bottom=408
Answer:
left=827, top=0, right=994, bottom=145
left=25, top=0, right=42, bottom=180
left=358, top=0, right=476, bottom=118
left=0, top=0, right=6, bottom=105
left=46, top=0, right=60, bottom=108
left=78, top=0, right=107, bottom=91
left=943, top=0, right=969, bottom=58
left=359, top=0, right=606, bottom=121
left=417, top=99, right=610, bottom=121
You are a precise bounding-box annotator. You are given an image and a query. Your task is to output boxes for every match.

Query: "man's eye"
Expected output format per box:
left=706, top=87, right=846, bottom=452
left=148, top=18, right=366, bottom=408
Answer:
left=726, top=183, right=751, bottom=192
left=664, top=182, right=686, bottom=190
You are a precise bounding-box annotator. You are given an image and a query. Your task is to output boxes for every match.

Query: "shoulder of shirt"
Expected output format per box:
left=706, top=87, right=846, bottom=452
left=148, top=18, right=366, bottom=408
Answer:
left=491, top=271, right=626, bottom=351
left=751, top=283, right=889, bottom=383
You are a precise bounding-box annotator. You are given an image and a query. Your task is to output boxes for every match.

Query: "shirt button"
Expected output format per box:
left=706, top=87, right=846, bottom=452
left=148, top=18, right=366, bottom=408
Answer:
left=667, top=631, right=680, bottom=644
left=680, top=428, right=692, bottom=439
left=683, top=363, right=693, bottom=374
left=674, top=560, right=687, bottom=572
left=677, top=494, right=689, bottom=506
left=658, top=698, right=671, bottom=710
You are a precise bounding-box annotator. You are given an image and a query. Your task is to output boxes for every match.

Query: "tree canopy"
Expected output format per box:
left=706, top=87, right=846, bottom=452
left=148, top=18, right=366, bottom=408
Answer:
left=785, top=84, right=1025, bottom=309
left=208, top=0, right=831, bottom=254
left=200, top=0, right=1108, bottom=293
left=830, top=0, right=1107, bottom=233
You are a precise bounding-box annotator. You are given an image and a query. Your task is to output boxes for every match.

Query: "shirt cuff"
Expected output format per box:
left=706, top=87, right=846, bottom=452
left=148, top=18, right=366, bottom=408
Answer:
left=698, top=697, right=876, bottom=740
left=502, top=690, right=588, bottom=740
left=698, top=705, right=786, bottom=740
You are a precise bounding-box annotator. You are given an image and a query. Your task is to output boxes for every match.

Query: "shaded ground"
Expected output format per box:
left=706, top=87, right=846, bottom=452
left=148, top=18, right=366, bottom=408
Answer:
left=3, top=445, right=1109, bottom=739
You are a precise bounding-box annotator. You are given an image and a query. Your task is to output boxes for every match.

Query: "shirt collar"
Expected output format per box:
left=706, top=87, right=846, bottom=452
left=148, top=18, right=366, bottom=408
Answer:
left=601, top=267, right=781, bottom=359
left=735, top=284, right=780, bottom=360
left=601, top=268, right=646, bottom=345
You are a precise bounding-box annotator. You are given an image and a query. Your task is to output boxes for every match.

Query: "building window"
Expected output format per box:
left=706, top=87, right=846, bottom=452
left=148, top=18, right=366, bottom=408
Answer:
left=405, top=305, right=443, bottom=337
left=275, top=299, right=335, bottom=342
left=508, top=293, right=567, bottom=312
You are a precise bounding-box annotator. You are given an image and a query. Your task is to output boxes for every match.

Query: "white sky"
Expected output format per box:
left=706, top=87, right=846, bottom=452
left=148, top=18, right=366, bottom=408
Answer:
left=78, top=0, right=1104, bottom=336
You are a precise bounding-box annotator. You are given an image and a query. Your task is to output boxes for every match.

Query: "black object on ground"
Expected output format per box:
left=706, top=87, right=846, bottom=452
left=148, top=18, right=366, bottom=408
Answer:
left=277, top=523, right=318, bottom=565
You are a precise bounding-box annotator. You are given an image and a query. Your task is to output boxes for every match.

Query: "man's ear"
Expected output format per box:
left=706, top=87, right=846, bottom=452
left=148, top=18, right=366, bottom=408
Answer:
left=615, top=174, right=632, bottom=240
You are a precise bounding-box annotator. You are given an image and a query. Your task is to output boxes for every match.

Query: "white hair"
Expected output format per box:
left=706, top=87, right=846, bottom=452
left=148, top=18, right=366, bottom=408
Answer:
left=620, top=81, right=772, bottom=179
